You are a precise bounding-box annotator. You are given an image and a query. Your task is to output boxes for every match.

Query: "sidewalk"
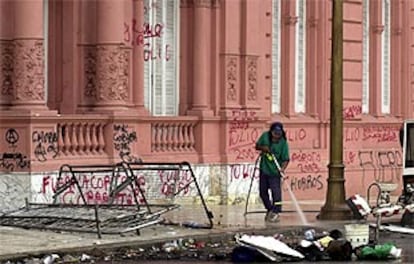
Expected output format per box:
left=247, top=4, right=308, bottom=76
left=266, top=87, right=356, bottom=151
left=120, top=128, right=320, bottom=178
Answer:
left=1, top=202, right=405, bottom=262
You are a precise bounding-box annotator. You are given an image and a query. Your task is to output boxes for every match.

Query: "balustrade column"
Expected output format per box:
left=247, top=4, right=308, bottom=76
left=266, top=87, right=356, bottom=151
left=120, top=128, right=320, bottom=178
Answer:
left=11, top=0, right=47, bottom=111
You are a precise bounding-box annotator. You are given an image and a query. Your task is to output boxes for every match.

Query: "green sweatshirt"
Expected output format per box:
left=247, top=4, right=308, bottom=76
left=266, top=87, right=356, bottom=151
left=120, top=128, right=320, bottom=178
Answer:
left=255, top=131, right=290, bottom=176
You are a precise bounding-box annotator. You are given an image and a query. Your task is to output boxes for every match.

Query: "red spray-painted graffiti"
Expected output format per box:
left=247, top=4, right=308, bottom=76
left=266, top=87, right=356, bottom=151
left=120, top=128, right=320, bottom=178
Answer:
left=228, top=110, right=260, bottom=161
left=123, top=20, right=171, bottom=61
left=286, top=128, right=307, bottom=142
left=158, top=170, right=193, bottom=196
left=40, top=174, right=146, bottom=205
left=229, top=164, right=259, bottom=183
left=343, top=105, right=362, bottom=120
left=290, top=150, right=322, bottom=173
left=345, top=126, right=400, bottom=143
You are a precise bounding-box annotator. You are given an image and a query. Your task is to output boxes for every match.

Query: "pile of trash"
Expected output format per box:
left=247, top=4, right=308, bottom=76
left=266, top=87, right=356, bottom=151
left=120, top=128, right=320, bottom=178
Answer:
left=232, top=225, right=402, bottom=262
left=1, top=226, right=404, bottom=263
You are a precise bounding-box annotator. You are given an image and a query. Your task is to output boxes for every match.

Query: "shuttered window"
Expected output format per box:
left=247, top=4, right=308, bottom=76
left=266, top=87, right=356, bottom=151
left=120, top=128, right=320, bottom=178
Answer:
left=381, top=0, right=391, bottom=114
left=144, top=0, right=179, bottom=116
left=271, top=0, right=281, bottom=113
left=295, top=0, right=306, bottom=113
left=362, top=0, right=369, bottom=113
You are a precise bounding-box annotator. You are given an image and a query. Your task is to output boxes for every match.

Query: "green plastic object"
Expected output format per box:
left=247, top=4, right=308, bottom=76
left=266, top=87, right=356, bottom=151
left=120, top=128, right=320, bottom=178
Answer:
left=359, top=243, right=395, bottom=260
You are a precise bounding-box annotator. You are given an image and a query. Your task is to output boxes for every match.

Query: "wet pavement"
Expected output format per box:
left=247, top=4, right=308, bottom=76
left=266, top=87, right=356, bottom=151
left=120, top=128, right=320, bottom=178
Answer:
left=0, top=203, right=413, bottom=263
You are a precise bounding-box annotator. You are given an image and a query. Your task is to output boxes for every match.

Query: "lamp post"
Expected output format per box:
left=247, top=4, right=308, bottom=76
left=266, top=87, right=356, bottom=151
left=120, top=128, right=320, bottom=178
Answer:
left=319, top=0, right=352, bottom=220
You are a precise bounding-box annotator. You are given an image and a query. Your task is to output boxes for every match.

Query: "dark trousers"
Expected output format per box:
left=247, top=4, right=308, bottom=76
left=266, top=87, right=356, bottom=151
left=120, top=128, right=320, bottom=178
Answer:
left=259, top=170, right=282, bottom=213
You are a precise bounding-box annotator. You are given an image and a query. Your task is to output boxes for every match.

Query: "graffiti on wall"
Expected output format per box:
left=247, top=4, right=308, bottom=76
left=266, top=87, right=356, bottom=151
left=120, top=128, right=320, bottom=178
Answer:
left=344, top=126, right=400, bottom=143
left=33, top=165, right=210, bottom=205
left=284, top=175, right=324, bottom=193
left=286, top=128, right=307, bottom=143
left=32, top=130, right=59, bottom=162
left=228, top=110, right=260, bottom=161
left=113, top=124, right=141, bottom=162
left=1, top=128, right=30, bottom=171
left=348, top=149, right=403, bottom=184
left=123, top=17, right=171, bottom=61
left=343, top=105, right=362, bottom=120
left=38, top=172, right=147, bottom=205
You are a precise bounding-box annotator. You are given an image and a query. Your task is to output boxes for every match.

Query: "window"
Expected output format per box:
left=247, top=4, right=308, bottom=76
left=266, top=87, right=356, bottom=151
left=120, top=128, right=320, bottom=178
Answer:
left=144, top=0, right=179, bottom=116
left=295, top=0, right=306, bottom=113
left=362, top=0, right=369, bottom=113
left=271, top=0, right=281, bottom=113
left=381, top=0, right=391, bottom=114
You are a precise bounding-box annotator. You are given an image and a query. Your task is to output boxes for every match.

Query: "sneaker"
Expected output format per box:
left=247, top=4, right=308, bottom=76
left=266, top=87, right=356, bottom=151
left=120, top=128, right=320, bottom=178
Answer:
left=267, top=212, right=280, bottom=223
left=264, top=211, right=271, bottom=221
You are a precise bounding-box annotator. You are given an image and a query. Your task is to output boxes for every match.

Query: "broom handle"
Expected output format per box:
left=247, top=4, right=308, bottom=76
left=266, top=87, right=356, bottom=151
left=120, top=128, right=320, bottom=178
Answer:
left=271, top=153, right=286, bottom=179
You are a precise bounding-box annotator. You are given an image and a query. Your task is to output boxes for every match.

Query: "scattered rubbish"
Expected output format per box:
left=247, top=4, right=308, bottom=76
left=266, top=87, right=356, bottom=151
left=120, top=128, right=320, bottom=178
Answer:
left=356, top=242, right=402, bottom=260
left=344, top=224, right=369, bottom=248
left=304, top=229, right=316, bottom=241
left=80, top=254, right=91, bottom=262
left=370, top=223, right=414, bottom=235
left=42, top=254, right=60, bottom=264
left=325, top=239, right=353, bottom=261
left=236, top=234, right=305, bottom=259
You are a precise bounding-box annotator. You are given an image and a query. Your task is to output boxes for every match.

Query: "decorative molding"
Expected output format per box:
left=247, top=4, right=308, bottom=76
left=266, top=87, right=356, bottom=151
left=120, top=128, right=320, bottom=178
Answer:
left=13, top=40, right=45, bottom=101
left=96, top=45, right=130, bottom=101
left=226, top=56, right=238, bottom=102
left=246, top=56, right=258, bottom=101
left=284, top=15, right=299, bottom=26
left=181, top=0, right=220, bottom=8
left=392, top=27, right=402, bottom=36
left=83, top=46, right=97, bottom=99
left=308, top=17, right=318, bottom=28
left=372, top=25, right=384, bottom=34
left=0, top=40, right=14, bottom=99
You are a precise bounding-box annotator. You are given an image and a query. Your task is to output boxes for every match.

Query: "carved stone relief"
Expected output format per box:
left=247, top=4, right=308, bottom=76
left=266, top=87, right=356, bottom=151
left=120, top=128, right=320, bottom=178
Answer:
left=0, top=41, right=14, bottom=100
left=83, top=46, right=97, bottom=99
left=226, top=56, right=238, bottom=102
left=83, top=45, right=130, bottom=102
left=246, top=56, right=258, bottom=101
left=13, top=40, right=45, bottom=101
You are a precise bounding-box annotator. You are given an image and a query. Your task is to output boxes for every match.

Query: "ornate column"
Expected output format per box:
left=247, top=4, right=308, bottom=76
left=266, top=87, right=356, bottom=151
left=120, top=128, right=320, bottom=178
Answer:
left=11, top=0, right=47, bottom=111
left=0, top=0, right=14, bottom=109
left=280, top=0, right=297, bottom=116
left=188, top=0, right=214, bottom=116
left=391, top=0, right=403, bottom=117
left=240, top=0, right=260, bottom=110
left=306, top=1, right=319, bottom=118
left=131, top=0, right=147, bottom=115
left=87, top=0, right=131, bottom=112
left=369, top=0, right=383, bottom=117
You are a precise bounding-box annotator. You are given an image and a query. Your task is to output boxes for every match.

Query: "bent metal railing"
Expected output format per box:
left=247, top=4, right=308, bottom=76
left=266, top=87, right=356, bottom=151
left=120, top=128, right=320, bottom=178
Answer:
left=0, top=161, right=213, bottom=238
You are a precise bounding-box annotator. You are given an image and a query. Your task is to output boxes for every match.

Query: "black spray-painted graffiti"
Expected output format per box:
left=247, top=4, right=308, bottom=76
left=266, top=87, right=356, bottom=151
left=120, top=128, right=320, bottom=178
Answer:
left=32, top=131, right=59, bottom=162
left=1, top=128, right=30, bottom=171
left=358, top=150, right=403, bottom=184
left=113, top=124, right=141, bottom=162
left=5, top=128, right=19, bottom=147
left=284, top=175, right=324, bottom=192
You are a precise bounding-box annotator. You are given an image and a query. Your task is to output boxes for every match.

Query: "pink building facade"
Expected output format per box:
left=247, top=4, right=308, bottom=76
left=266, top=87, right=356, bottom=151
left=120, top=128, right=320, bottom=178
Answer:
left=0, top=0, right=412, bottom=211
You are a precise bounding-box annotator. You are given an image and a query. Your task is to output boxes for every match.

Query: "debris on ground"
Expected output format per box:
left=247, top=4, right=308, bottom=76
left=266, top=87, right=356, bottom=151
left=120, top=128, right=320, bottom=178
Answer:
left=0, top=226, right=405, bottom=263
